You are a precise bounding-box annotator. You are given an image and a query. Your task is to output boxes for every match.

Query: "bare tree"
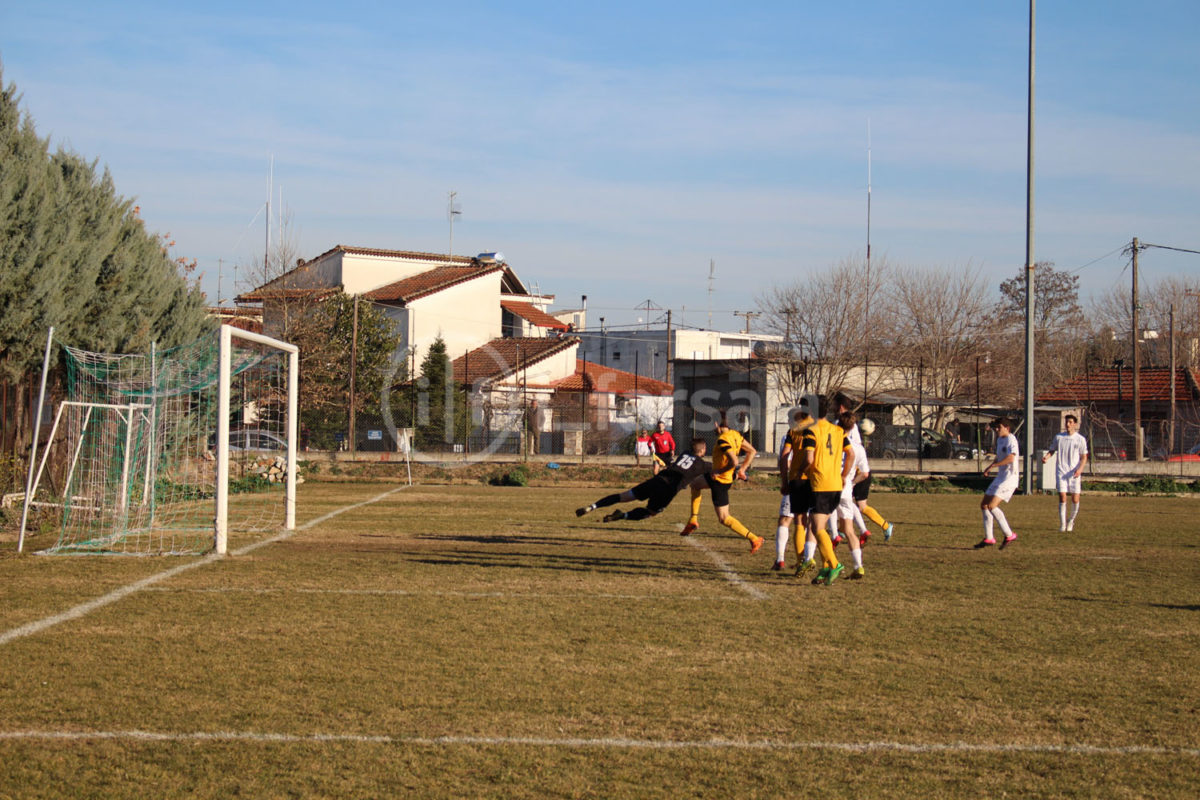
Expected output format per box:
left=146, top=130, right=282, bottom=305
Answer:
left=235, top=206, right=318, bottom=340
left=1090, top=276, right=1200, bottom=368
left=887, top=264, right=993, bottom=425
left=756, top=255, right=896, bottom=404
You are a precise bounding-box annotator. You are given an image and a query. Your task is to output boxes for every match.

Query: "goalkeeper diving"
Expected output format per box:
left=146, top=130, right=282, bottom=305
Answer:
left=576, top=439, right=710, bottom=522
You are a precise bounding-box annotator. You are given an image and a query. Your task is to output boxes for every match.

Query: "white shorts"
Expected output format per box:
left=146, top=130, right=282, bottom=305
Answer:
left=986, top=474, right=1019, bottom=503
left=1056, top=474, right=1082, bottom=495
left=778, top=493, right=793, bottom=518
left=837, top=491, right=857, bottom=519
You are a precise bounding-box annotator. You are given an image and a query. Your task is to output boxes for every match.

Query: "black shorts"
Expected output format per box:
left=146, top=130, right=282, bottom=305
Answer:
left=811, top=490, right=841, bottom=516
left=852, top=474, right=871, bottom=502
left=704, top=473, right=732, bottom=507
left=788, top=479, right=814, bottom=517
left=631, top=476, right=677, bottom=512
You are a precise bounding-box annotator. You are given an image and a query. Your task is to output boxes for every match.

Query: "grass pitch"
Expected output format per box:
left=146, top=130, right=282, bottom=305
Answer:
left=0, top=481, right=1197, bottom=799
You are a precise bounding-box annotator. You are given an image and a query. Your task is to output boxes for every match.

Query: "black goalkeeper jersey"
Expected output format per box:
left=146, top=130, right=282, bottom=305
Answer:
left=658, top=452, right=710, bottom=491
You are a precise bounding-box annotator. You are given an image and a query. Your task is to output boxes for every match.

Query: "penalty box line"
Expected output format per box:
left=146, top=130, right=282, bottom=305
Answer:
left=0, top=729, right=1196, bottom=758
left=683, top=536, right=768, bottom=600
left=0, top=486, right=411, bottom=648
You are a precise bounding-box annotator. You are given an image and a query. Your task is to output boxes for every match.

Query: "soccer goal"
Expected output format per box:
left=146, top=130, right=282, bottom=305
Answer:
left=19, top=325, right=298, bottom=556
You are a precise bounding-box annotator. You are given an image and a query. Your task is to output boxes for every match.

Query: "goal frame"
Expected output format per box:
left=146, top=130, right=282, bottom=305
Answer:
left=17, top=324, right=299, bottom=555
left=215, top=325, right=299, bottom=554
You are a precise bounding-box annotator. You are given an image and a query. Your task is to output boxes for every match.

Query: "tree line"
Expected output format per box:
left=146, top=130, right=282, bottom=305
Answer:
left=0, top=69, right=210, bottom=456
left=755, top=255, right=1200, bottom=425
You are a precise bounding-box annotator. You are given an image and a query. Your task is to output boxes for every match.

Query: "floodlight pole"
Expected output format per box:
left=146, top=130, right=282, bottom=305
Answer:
left=1022, top=0, right=1037, bottom=494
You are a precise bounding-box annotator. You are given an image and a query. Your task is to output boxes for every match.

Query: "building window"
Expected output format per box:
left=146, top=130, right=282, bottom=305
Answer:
left=612, top=351, right=621, bottom=361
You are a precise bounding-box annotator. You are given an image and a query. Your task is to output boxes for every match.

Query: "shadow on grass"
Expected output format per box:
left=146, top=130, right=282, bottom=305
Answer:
left=408, top=549, right=729, bottom=580
left=1149, top=602, right=1200, bottom=611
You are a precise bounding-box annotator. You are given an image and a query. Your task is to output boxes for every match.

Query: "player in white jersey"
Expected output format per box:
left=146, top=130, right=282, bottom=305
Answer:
left=834, top=412, right=870, bottom=579
left=975, top=417, right=1020, bottom=550
left=1042, top=414, right=1088, bottom=531
left=833, top=393, right=895, bottom=543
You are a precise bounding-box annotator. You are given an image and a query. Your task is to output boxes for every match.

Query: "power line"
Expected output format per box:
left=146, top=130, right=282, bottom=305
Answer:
left=1141, top=242, right=1200, bottom=256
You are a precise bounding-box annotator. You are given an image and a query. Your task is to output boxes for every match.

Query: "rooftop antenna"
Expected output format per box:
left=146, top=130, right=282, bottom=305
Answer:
left=635, top=299, right=662, bottom=330
left=217, top=258, right=224, bottom=306
left=265, top=156, right=273, bottom=275
left=447, top=191, right=462, bottom=260
left=707, top=259, right=715, bottom=328
left=863, top=119, right=872, bottom=409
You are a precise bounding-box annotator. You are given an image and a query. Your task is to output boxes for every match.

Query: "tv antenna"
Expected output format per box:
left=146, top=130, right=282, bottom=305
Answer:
left=447, top=191, right=463, bottom=259
left=635, top=299, right=662, bottom=330
left=707, top=259, right=715, bottom=328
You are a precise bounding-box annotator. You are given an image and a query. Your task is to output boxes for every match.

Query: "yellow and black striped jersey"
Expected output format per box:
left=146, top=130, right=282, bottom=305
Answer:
left=711, top=429, right=745, bottom=485
left=801, top=418, right=851, bottom=492
left=783, top=416, right=814, bottom=482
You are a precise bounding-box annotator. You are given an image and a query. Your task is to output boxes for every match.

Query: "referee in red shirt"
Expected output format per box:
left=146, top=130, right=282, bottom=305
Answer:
left=650, top=420, right=676, bottom=475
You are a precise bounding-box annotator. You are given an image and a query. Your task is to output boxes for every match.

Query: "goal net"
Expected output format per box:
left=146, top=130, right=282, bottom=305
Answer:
left=26, top=325, right=298, bottom=555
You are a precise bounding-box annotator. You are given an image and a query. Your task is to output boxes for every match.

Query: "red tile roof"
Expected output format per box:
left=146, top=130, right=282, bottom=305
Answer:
left=450, top=336, right=581, bottom=385
left=1037, top=366, right=1200, bottom=404
left=552, top=360, right=675, bottom=397
left=207, top=307, right=263, bottom=334
left=501, top=300, right=569, bottom=331
left=364, top=263, right=505, bottom=304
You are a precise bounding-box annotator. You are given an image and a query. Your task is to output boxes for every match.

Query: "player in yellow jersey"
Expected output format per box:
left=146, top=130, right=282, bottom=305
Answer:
left=833, top=393, right=894, bottom=544
left=680, top=410, right=764, bottom=553
left=800, top=396, right=854, bottom=585
left=776, top=407, right=818, bottom=575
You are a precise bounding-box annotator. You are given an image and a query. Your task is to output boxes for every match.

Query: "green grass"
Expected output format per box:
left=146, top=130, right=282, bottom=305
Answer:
left=0, top=482, right=1197, bottom=798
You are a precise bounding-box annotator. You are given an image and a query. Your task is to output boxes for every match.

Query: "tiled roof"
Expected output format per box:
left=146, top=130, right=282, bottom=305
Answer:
left=364, top=264, right=505, bottom=304
left=239, top=246, right=489, bottom=302
left=450, top=336, right=581, bottom=385
left=552, top=360, right=675, bottom=397
left=1037, top=366, right=1200, bottom=404
left=236, top=286, right=339, bottom=303
left=309, top=244, right=478, bottom=265
left=501, top=300, right=569, bottom=331
left=207, top=307, right=263, bottom=334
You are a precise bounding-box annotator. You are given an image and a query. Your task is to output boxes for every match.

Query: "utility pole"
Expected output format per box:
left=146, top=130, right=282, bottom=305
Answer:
left=1170, top=304, right=1177, bottom=457
left=348, top=294, right=359, bottom=453
left=733, top=311, right=760, bottom=335
left=1132, top=237, right=1143, bottom=460
left=1187, top=290, right=1200, bottom=364
left=665, top=309, right=673, bottom=384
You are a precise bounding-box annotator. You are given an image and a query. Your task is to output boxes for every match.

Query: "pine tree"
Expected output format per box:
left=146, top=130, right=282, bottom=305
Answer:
left=0, top=67, right=212, bottom=457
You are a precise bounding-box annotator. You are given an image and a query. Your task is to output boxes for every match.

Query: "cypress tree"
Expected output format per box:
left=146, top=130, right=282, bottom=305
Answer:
left=0, top=67, right=212, bottom=455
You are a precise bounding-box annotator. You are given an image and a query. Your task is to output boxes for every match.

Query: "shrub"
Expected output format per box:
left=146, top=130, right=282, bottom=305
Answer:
left=488, top=466, right=529, bottom=487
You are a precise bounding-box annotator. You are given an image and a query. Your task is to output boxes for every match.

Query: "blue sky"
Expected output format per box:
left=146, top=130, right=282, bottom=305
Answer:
left=3, top=1, right=1199, bottom=331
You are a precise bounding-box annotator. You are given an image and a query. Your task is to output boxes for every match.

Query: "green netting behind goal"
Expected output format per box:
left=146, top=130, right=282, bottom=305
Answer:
left=36, top=327, right=295, bottom=555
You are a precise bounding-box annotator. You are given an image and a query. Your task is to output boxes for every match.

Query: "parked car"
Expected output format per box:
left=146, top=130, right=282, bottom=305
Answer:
left=209, top=429, right=289, bottom=452
left=1091, top=444, right=1129, bottom=460
left=1165, top=443, right=1200, bottom=462
left=872, top=426, right=977, bottom=460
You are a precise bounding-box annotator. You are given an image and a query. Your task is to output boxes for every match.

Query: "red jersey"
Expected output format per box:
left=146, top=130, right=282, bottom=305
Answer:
left=650, top=431, right=675, bottom=455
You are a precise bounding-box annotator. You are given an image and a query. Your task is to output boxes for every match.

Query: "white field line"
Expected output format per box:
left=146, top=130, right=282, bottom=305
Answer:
left=0, top=729, right=1196, bottom=757
left=0, top=486, right=411, bottom=647
left=140, top=587, right=746, bottom=602
left=683, top=536, right=767, bottom=599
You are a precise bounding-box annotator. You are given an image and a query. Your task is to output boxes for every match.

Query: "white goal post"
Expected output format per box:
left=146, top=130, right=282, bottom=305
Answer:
left=216, top=325, right=299, bottom=554
left=18, top=325, right=299, bottom=556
